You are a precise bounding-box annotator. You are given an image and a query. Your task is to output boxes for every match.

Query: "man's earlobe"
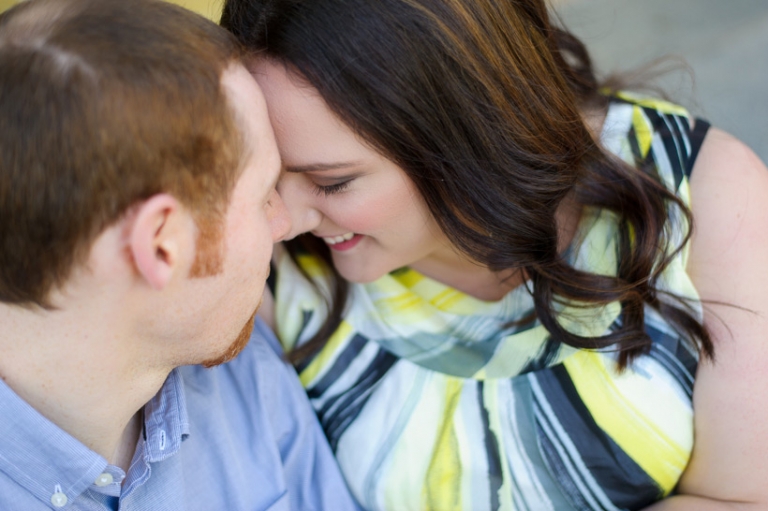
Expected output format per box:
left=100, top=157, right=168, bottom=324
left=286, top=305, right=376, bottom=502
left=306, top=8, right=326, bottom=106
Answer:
left=130, top=194, right=189, bottom=290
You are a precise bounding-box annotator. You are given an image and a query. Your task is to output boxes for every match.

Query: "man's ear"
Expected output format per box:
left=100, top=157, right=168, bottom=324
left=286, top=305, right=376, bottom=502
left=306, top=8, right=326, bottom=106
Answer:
left=129, top=194, right=193, bottom=290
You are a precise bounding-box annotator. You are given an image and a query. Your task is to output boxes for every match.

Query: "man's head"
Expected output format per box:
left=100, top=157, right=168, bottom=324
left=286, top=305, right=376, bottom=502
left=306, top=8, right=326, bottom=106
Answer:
left=0, top=0, right=288, bottom=365
left=2, top=0, right=246, bottom=305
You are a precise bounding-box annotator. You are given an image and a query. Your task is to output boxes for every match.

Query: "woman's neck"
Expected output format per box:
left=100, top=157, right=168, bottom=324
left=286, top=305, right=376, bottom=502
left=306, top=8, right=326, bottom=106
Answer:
left=409, top=103, right=606, bottom=302
left=409, top=195, right=584, bottom=302
left=411, top=256, right=524, bottom=302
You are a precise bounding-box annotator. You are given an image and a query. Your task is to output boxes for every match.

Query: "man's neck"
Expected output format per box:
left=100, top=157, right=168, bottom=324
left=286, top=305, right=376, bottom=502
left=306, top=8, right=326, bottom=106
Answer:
left=113, top=409, right=144, bottom=472
left=0, top=302, right=170, bottom=472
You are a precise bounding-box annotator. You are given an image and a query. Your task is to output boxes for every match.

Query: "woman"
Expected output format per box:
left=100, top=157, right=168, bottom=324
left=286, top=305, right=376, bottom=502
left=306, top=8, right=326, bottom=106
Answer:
left=221, top=1, right=768, bottom=509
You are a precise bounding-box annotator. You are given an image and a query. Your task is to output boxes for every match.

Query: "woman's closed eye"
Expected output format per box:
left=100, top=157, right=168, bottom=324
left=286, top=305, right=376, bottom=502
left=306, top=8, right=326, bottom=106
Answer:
left=313, top=180, right=351, bottom=196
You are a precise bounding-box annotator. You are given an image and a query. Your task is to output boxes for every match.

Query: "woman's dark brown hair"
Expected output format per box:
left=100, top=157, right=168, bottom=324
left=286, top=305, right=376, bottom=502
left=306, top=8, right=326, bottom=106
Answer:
left=221, top=0, right=712, bottom=368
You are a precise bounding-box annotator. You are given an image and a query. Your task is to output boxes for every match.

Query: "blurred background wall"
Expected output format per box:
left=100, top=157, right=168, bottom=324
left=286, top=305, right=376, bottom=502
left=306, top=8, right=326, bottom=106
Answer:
left=161, top=0, right=222, bottom=21
left=554, top=0, right=768, bottom=163
left=0, top=0, right=223, bottom=19
left=1, top=0, right=766, bottom=162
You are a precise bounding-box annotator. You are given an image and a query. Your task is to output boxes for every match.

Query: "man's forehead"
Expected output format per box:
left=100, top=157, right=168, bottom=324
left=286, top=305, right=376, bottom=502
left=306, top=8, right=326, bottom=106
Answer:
left=221, top=63, right=281, bottom=184
left=222, top=63, right=267, bottom=142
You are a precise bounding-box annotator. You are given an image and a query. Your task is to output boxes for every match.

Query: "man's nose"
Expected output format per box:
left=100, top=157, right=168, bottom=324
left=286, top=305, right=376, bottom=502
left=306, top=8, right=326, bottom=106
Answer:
left=267, top=188, right=291, bottom=243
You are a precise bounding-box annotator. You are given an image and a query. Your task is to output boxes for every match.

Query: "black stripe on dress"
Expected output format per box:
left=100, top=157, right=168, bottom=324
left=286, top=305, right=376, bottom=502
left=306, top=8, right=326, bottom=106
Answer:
left=643, top=108, right=686, bottom=190
left=478, top=382, right=503, bottom=511
left=627, top=124, right=659, bottom=179
left=534, top=403, right=602, bottom=511
left=685, top=119, right=711, bottom=177
left=644, top=323, right=697, bottom=399
left=317, top=347, right=399, bottom=451
left=306, top=333, right=369, bottom=398
left=533, top=365, right=663, bottom=510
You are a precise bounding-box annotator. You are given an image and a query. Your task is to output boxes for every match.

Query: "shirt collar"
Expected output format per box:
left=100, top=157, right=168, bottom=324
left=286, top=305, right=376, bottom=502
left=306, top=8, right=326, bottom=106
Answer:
left=141, top=368, right=190, bottom=463
left=0, top=369, right=190, bottom=508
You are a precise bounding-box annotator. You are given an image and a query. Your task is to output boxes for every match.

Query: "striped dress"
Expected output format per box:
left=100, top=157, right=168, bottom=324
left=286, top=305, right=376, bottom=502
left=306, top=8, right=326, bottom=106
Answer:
left=273, top=94, right=710, bottom=511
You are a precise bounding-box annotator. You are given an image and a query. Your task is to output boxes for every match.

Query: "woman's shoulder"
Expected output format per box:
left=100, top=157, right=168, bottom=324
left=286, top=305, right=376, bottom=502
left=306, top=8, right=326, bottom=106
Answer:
left=685, top=126, right=768, bottom=346
left=675, top=129, right=768, bottom=503
left=687, top=127, right=768, bottom=275
left=688, top=126, right=766, bottom=191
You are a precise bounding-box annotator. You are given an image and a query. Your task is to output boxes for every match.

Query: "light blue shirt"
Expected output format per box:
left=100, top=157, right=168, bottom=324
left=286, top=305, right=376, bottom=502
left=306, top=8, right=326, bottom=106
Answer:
left=0, top=319, right=361, bottom=511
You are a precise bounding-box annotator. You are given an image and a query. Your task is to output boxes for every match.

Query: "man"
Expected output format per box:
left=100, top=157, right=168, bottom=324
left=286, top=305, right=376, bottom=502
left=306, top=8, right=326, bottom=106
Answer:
left=0, top=0, right=360, bottom=509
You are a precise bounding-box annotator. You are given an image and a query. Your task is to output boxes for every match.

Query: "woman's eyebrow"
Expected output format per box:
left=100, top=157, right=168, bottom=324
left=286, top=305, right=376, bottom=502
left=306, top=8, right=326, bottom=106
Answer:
left=284, top=161, right=363, bottom=173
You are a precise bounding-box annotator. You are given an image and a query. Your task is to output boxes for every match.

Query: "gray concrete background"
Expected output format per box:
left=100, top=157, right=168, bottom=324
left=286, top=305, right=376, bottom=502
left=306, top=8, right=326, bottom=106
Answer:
left=552, top=0, right=768, bottom=163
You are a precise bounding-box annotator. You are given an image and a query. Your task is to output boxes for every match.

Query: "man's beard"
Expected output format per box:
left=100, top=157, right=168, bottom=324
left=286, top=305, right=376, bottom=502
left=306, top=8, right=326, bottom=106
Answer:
left=189, top=219, right=267, bottom=368
left=201, top=306, right=259, bottom=369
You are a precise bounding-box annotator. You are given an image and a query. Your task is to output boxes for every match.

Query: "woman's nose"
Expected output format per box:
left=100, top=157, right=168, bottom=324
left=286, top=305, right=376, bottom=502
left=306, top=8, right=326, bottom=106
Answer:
left=276, top=173, right=322, bottom=240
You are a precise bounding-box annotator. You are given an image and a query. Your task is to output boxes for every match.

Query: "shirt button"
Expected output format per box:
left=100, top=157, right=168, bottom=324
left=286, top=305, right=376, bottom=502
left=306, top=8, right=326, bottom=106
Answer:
left=51, top=492, right=68, bottom=507
left=95, top=473, right=114, bottom=487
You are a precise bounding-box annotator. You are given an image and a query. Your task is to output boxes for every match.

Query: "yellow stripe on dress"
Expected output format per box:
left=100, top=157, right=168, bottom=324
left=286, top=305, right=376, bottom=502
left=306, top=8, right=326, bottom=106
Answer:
left=564, top=351, right=692, bottom=494
left=422, top=377, right=464, bottom=511
left=384, top=374, right=457, bottom=510
left=299, top=320, right=354, bottom=387
left=378, top=291, right=427, bottom=316
left=430, top=288, right=470, bottom=312
left=389, top=268, right=506, bottom=316
left=632, top=107, right=654, bottom=158
left=616, top=91, right=690, bottom=117
left=392, top=268, right=425, bottom=289
left=296, top=253, right=331, bottom=278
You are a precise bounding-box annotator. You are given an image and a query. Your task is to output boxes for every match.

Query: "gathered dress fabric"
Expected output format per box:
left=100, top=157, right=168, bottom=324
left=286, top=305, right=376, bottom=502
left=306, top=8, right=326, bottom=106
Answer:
left=273, top=94, right=710, bottom=511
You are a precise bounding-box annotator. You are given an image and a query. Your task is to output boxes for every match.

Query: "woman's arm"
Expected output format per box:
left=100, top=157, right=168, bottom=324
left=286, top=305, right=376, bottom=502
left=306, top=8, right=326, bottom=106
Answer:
left=646, top=128, right=768, bottom=509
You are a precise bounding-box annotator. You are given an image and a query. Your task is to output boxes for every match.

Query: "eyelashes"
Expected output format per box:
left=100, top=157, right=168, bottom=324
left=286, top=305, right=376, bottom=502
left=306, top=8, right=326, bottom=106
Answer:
left=313, top=180, right=351, bottom=196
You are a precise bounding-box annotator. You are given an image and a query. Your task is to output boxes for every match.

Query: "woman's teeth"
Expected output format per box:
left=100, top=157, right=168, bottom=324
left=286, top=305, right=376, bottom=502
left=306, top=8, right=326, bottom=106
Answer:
left=323, top=233, right=356, bottom=245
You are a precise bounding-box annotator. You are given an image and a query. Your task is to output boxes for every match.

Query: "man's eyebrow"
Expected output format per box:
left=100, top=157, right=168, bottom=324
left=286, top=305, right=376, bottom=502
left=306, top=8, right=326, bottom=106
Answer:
left=284, top=161, right=363, bottom=173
